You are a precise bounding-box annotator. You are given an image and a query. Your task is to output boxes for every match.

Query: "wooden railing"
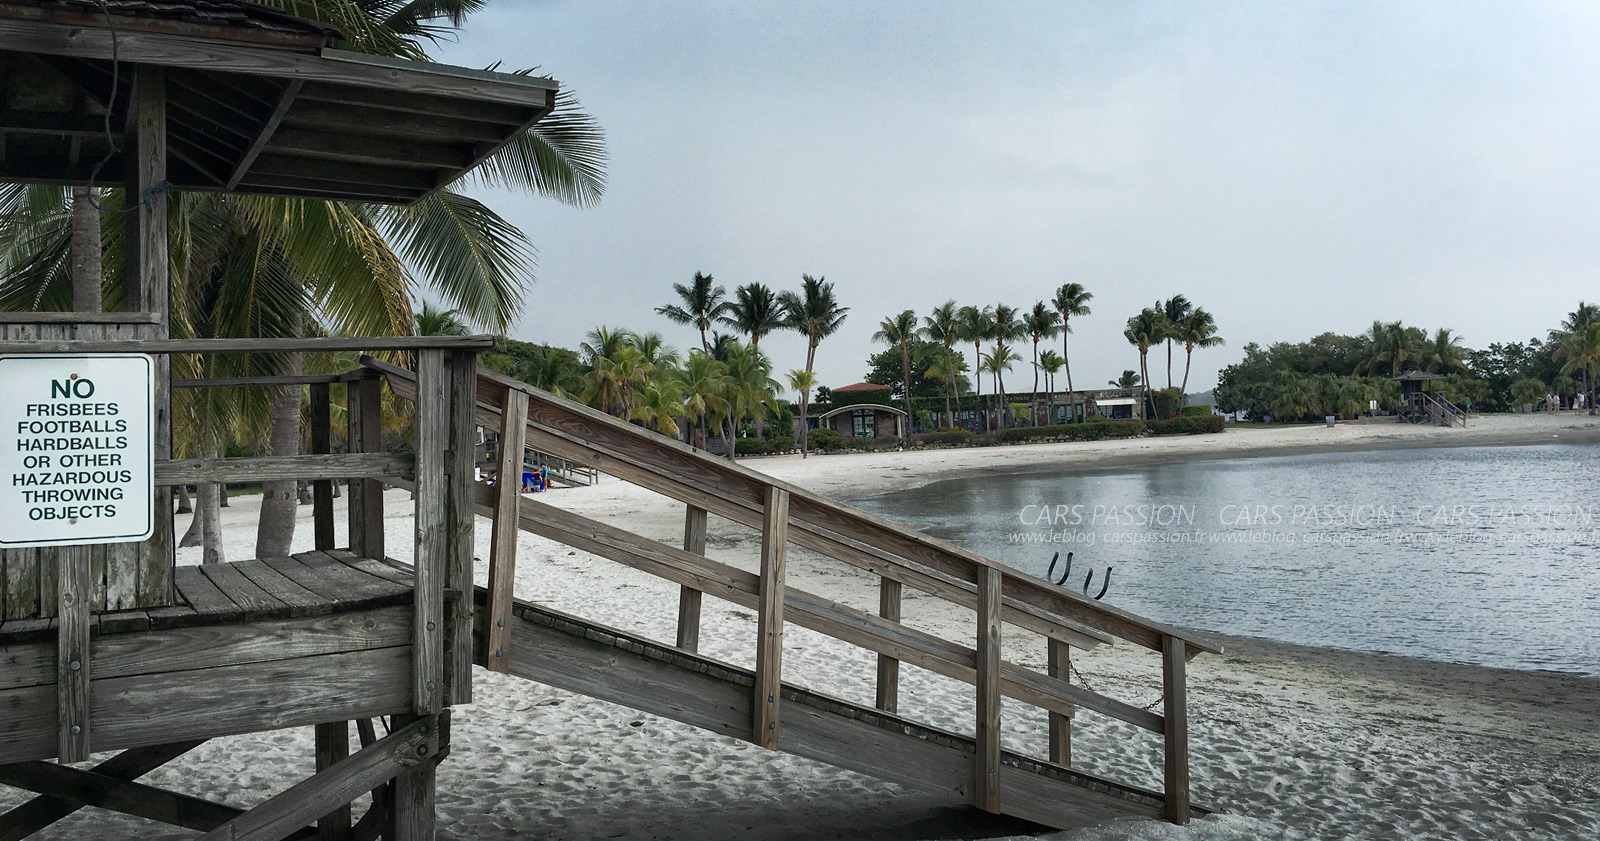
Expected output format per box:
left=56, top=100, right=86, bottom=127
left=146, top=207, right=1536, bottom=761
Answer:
left=368, top=357, right=1216, bottom=824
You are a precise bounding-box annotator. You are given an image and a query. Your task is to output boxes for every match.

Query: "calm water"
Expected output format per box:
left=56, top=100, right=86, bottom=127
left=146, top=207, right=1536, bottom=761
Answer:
left=852, top=444, right=1600, bottom=676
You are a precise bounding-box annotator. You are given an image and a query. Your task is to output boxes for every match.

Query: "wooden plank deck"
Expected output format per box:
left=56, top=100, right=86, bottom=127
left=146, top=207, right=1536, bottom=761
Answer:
left=0, top=553, right=415, bottom=767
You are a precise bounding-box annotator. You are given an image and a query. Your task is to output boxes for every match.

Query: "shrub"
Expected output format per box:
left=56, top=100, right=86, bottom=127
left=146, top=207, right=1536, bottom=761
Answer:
left=914, top=429, right=975, bottom=447
left=1179, top=404, right=1213, bottom=417
left=736, top=437, right=789, bottom=456
left=807, top=428, right=843, bottom=450
left=1147, top=415, right=1226, bottom=435
left=989, top=421, right=1144, bottom=445
left=1086, top=413, right=1113, bottom=424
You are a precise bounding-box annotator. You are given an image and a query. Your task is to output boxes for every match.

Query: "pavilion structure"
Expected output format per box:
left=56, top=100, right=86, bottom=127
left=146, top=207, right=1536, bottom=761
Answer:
left=0, top=2, right=1220, bottom=837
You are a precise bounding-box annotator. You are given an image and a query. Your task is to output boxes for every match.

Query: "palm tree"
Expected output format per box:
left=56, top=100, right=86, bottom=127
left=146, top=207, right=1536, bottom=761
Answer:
left=1124, top=308, right=1168, bottom=416
left=1038, top=350, right=1064, bottom=395
left=922, top=300, right=963, bottom=421
left=415, top=302, right=469, bottom=336
left=1023, top=302, right=1062, bottom=424
left=1359, top=320, right=1421, bottom=377
left=1110, top=370, right=1141, bottom=389
left=656, top=271, right=731, bottom=352
left=1422, top=328, right=1470, bottom=376
left=778, top=274, right=849, bottom=445
left=678, top=351, right=731, bottom=450
left=1554, top=322, right=1600, bottom=408
left=873, top=310, right=920, bottom=422
left=721, top=283, right=785, bottom=438
left=1174, top=308, right=1224, bottom=394
left=990, top=304, right=1022, bottom=422
left=1052, top=283, right=1093, bottom=392
left=723, top=282, right=786, bottom=351
left=955, top=304, right=995, bottom=430
left=1, top=0, right=608, bottom=558
left=722, top=342, right=781, bottom=458
left=787, top=369, right=819, bottom=458
left=1159, top=295, right=1193, bottom=389
left=982, top=341, right=1022, bottom=425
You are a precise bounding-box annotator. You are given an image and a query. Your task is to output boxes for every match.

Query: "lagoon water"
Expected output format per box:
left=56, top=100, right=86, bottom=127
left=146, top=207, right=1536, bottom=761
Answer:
left=852, top=443, right=1600, bottom=676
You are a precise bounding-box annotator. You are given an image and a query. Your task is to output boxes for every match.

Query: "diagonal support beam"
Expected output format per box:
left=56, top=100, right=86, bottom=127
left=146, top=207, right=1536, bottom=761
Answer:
left=0, top=740, right=204, bottom=840
left=0, top=762, right=248, bottom=833
left=227, top=79, right=302, bottom=191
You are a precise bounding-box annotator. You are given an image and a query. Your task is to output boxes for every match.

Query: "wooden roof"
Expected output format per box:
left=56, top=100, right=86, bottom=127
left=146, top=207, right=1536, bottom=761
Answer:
left=1393, top=370, right=1445, bottom=381
left=832, top=382, right=891, bottom=392
left=0, top=1, right=558, bottom=204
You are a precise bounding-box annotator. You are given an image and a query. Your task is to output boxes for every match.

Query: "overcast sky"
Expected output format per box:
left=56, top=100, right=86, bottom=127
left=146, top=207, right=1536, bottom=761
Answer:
left=435, top=1, right=1600, bottom=393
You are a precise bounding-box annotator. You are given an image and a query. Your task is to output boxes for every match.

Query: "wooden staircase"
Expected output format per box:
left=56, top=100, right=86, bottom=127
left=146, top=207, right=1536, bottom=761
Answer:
left=368, top=356, right=1219, bottom=831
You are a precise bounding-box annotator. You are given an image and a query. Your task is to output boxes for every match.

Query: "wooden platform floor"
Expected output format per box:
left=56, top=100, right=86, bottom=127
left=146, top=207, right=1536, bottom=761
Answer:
left=0, top=551, right=417, bottom=767
left=0, top=551, right=413, bottom=644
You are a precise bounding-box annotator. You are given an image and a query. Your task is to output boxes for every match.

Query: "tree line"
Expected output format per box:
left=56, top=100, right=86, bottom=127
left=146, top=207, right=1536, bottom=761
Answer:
left=1214, top=304, right=1600, bottom=419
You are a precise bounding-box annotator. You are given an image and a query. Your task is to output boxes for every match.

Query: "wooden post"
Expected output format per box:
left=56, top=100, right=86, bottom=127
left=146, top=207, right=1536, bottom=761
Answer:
left=310, top=383, right=334, bottom=551
left=314, top=722, right=350, bottom=841
left=389, top=713, right=442, bottom=841
left=412, top=350, right=448, bottom=716
left=974, top=566, right=1002, bottom=813
left=56, top=546, right=92, bottom=764
left=485, top=388, right=529, bottom=673
left=1047, top=638, right=1072, bottom=766
left=874, top=577, right=901, bottom=713
left=753, top=487, right=789, bottom=750
left=346, top=375, right=384, bottom=559
left=675, top=505, right=708, bottom=653
left=126, top=64, right=173, bottom=609
left=1162, top=634, right=1190, bottom=824
left=445, top=351, right=477, bottom=705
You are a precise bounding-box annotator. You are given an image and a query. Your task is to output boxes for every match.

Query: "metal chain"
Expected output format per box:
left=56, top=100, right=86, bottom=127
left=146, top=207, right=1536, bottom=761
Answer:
left=1067, top=659, right=1165, bottom=712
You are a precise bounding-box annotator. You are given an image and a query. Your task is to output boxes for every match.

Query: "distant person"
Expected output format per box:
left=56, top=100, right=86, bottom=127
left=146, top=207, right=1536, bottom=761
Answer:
left=539, top=464, right=550, bottom=489
left=522, top=469, right=536, bottom=493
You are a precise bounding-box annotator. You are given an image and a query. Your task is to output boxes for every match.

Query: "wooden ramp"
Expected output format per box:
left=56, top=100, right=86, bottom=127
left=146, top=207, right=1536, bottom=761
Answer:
left=369, top=358, right=1222, bottom=832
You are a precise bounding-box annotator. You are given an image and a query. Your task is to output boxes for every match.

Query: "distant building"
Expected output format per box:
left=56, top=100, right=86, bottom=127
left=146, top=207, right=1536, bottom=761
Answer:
left=812, top=383, right=908, bottom=438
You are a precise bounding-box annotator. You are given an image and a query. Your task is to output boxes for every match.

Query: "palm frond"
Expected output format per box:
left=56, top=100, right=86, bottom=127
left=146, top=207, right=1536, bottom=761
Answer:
left=471, top=90, right=607, bottom=207
left=375, top=190, right=533, bottom=332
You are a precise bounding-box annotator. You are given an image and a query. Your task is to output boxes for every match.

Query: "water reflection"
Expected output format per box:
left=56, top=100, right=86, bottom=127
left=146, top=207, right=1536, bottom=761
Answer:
left=852, top=444, right=1600, bottom=675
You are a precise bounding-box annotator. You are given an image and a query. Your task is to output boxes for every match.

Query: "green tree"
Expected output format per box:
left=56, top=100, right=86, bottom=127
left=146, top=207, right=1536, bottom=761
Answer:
left=1051, top=282, right=1093, bottom=392
left=873, top=309, right=920, bottom=422
left=955, top=304, right=995, bottom=428
left=1509, top=377, right=1546, bottom=410
left=1554, top=322, right=1600, bottom=407
left=1422, top=327, right=1471, bottom=375
left=1110, top=370, right=1142, bottom=389
left=656, top=271, right=731, bottom=352
left=415, top=302, right=469, bottom=336
left=1023, top=301, right=1062, bottom=422
left=922, top=300, right=963, bottom=419
left=722, top=283, right=784, bottom=438
left=778, top=274, right=849, bottom=445
left=1038, top=349, right=1064, bottom=394
left=1123, top=308, right=1168, bottom=415
left=1174, top=307, right=1224, bottom=394
left=982, top=340, right=1022, bottom=423
left=787, top=369, right=818, bottom=458
left=1159, top=295, right=1193, bottom=389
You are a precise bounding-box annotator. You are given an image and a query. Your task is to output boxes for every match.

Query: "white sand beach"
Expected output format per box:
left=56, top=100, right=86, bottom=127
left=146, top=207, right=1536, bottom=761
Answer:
left=6, top=412, right=1598, bottom=840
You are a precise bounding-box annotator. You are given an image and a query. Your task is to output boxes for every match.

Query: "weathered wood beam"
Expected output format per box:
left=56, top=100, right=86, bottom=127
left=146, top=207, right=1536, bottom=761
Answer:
left=195, top=714, right=440, bottom=841
left=347, top=377, right=385, bottom=560
left=445, top=351, right=477, bottom=705
left=0, top=761, right=255, bottom=833
left=315, top=722, right=351, bottom=840
left=753, top=487, right=789, bottom=750
left=875, top=577, right=901, bottom=714
left=1162, top=635, right=1190, bottom=824
left=227, top=80, right=303, bottom=190
left=296, top=83, right=539, bottom=125
left=675, top=505, right=708, bottom=653
left=268, top=128, right=468, bottom=170
left=0, top=20, right=555, bottom=108
left=55, top=546, right=92, bottom=763
left=154, top=453, right=414, bottom=486
left=975, top=567, right=1003, bottom=813
left=411, top=350, right=449, bottom=716
left=311, top=383, right=336, bottom=552
left=0, top=335, right=495, bottom=354
left=0, top=311, right=160, bottom=325
left=0, top=740, right=205, bottom=840
left=485, top=388, right=529, bottom=673
left=174, top=374, right=344, bottom=389
left=1047, top=638, right=1072, bottom=766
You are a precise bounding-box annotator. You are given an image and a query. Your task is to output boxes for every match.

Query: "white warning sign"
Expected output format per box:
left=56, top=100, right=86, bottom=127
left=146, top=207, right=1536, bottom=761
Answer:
left=0, top=354, right=155, bottom=549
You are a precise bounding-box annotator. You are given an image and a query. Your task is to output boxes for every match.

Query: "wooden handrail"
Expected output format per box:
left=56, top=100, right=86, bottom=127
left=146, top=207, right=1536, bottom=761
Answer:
left=155, top=453, right=413, bottom=485
left=0, top=335, right=495, bottom=355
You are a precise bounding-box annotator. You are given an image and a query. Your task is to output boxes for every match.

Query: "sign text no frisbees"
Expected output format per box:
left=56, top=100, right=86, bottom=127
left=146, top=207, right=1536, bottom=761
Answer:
left=0, top=354, right=155, bottom=549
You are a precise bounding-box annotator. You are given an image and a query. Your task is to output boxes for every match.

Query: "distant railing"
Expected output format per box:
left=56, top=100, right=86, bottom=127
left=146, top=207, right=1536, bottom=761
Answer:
left=367, top=356, right=1216, bottom=824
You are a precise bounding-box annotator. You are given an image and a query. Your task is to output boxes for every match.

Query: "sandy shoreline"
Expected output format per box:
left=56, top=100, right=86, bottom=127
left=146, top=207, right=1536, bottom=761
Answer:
left=5, top=412, right=1596, bottom=840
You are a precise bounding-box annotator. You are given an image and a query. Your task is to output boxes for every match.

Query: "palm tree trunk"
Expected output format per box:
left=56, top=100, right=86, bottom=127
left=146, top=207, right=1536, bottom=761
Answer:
left=1181, top=346, right=1194, bottom=395
left=901, top=341, right=912, bottom=431
left=70, top=188, right=102, bottom=313
left=256, top=352, right=303, bottom=558
left=199, top=444, right=225, bottom=565
left=798, top=393, right=808, bottom=458
left=972, top=341, right=985, bottom=432
left=1031, top=338, right=1040, bottom=425
left=1062, top=321, right=1074, bottom=393
left=1166, top=340, right=1173, bottom=389
left=175, top=484, right=192, bottom=515
left=724, top=413, right=737, bottom=460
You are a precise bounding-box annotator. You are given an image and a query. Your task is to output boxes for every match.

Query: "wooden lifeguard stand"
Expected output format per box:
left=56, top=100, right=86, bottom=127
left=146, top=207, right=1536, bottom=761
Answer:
left=2, top=3, right=1222, bottom=838
left=0, top=2, right=558, bottom=836
left=1394, top=370, right=1466, bottom=427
